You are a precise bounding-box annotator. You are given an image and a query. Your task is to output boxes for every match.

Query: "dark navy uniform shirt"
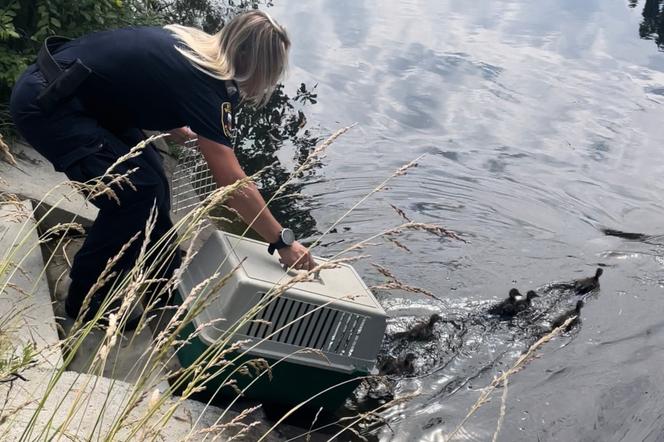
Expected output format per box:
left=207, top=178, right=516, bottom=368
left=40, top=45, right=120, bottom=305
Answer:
left=53, top=26, right=239, bottom=148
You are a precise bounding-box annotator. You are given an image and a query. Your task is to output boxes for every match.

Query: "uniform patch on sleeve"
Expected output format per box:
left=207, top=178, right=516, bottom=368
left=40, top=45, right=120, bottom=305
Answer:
left=221, top=102, right=235, bottom=141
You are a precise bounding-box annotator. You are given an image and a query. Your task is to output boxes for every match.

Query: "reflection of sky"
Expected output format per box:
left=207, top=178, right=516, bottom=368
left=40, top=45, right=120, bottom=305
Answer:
left=268, top=0, right=664, bottom=271
left=322, top=0, right=369, bottom=48
left=272, top=0, right=664, bottom=180
left=269, top=0, right=664, bottom=295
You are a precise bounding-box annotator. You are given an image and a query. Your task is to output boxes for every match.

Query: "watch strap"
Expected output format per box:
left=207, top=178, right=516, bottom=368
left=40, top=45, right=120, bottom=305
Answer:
left=268, top=238, right=286, bottom=255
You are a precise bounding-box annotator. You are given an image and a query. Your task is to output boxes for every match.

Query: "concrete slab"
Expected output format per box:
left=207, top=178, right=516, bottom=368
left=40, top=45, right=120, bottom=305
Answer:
left=0, top=141, right=97, bottom=226
left=65, top=321, right=178, bottom=389
left=0, top=367, right=292, bottom=441
left=39, top=234, right=177, bottom=386
left=0, top=201, right=62, bottom=368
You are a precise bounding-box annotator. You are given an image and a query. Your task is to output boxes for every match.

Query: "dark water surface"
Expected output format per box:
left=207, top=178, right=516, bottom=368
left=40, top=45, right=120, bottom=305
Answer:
left=258, top=1, right=664, bottom=440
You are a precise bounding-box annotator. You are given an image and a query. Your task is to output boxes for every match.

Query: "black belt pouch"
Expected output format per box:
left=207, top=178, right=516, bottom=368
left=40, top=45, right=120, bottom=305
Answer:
left=35, top=37, right=92, bottom=114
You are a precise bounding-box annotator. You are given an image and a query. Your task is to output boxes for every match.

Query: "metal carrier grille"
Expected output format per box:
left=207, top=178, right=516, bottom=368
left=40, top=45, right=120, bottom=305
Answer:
left=170, top=138, right=216, bottom=214
left=244, top=294, right=368, bottom=357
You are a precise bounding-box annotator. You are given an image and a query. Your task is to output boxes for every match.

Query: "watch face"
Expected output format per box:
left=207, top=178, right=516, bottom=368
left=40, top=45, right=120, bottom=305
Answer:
left=281, top=228, right=295, bottom=245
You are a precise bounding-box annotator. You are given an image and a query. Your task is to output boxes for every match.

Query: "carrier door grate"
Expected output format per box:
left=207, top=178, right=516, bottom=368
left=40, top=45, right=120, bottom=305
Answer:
left=171, top=138, right=217, bottom=214
left=243, top=294, right=367, bottom=356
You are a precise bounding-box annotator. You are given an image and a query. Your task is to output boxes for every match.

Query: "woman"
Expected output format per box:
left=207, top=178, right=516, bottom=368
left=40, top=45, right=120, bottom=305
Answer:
left=10, top=11, right=315, bottom=327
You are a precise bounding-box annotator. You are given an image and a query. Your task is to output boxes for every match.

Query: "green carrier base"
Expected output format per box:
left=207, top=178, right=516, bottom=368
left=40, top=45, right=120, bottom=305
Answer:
left=174, top=315, right=366, bottom=412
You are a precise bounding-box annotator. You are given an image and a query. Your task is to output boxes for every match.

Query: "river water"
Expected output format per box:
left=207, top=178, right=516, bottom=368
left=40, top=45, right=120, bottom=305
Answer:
left=243, top=1, right=664, bottom=440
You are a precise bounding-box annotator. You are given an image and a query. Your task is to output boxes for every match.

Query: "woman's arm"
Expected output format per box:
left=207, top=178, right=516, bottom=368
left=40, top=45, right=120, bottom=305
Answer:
left=168, top=126, right=197, bottom=144
left=198, top=136, right=315, bottom=270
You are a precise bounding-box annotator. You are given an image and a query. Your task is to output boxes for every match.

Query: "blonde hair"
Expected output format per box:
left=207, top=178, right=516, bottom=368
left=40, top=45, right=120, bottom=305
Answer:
left=165, top=11, right=290, bottom=107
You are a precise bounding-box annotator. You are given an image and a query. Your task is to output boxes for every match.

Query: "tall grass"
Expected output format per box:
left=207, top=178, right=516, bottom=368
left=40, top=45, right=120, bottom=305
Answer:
left=0, top=128, right=468, bottom=441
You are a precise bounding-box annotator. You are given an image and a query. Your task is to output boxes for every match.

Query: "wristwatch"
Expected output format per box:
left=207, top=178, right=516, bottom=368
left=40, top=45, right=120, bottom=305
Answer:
left=268, top=228, right=295, bottom=255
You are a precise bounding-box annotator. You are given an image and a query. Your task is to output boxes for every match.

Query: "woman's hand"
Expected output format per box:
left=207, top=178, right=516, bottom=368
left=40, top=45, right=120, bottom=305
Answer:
left=278, top=241, right=316, bottom=271
left=168, top=126, right=197, bottom=144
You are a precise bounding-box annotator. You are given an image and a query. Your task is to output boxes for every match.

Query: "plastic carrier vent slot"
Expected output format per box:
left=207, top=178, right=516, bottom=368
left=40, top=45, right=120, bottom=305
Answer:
left=245, top=294, right=367, bottom=357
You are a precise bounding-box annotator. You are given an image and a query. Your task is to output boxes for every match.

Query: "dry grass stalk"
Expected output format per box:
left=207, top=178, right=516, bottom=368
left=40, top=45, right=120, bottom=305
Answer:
left=333, top=221, right=463, bottom=270
left=5, top=282, right=30, bottom=297
left=445, top=315, right=577, bottom=441
left=164, top=219, right=206, bottom=293
left=66, top=170, right=137, bottom=207
left=371, top=263, right=443, bottom=302
left=376, top=158, right=420, bottom=193
left=0, top=194, right=31, bottom=223
left=65, top=137, right=165, bottom=208
left=166, top=267, right=225, bottom=330
left=303, top=155, right=426, bottom=262
left=244, top=358, right=271, bottom=381
left=371, top=263, right=396, bottom=281
left=90, top=169, right=139, bottom=202
left=71, top=232, right=141, bottom=332
left=94, top=313, right=118, bottom=363
left=0, top=399, right=36, bottom=426
left=38, top=223, right=85, bottom=244
left=295, top=124, right=357, bottom=177
left=394, top=159, right=418, bottom=177
left=272, top=192, right=305, bottom=202
left=491, top=377, right=508, bottom=442
left=401, top=222, right=466, bottom=243
left=190, top=404, right=261, bottom=441
left=372, top=281, right=443, bottom=302
left=151, top=270, right=219, bottom=349
left=268, top=256, right=367, bottom=299
left=147, top=388, right=161, bottom=411
left=0, top=134, right=16, bottom=166
left=104, top=134, right=166, bottom=176
left=385, top=236, right=411, bottom=252
left=318, top=392, right=419, bottom=441
left=389, top=204, right=412, bottom=223
left=306, top=407, right=324, bottom=442
left=131, top=205, right=159, bottom=275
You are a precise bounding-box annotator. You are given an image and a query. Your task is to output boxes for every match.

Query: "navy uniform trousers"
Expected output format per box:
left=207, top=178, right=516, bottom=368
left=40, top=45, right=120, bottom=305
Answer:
left=10, top=65, right=181, bottom=317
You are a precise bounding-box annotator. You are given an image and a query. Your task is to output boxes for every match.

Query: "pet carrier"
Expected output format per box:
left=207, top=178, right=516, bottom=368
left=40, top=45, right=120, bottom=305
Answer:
left=176, top=231, right=387, bottom=410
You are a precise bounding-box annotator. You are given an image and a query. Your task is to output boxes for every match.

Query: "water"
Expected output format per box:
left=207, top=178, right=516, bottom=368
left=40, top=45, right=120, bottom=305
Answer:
left=240, top=1, right=664, bottom=440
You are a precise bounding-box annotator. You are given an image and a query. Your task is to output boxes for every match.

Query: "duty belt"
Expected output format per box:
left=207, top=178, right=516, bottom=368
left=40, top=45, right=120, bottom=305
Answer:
left=36, top=35, right=91, bottom=113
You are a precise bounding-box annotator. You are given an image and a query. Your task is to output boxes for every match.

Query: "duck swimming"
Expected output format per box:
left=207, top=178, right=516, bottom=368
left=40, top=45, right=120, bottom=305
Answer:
left=378, top=353, right=416, bottom=376
left=572, top=268, right=603, bottom=295
left=514, top=290, right=539, bottom=312
left=393, top=313, right=442, bottom=341
left=551, top=300, right=584, bottom=331
left=487, top=288, right=521, bottom=316
left=602, top=228, right=648, bottom=241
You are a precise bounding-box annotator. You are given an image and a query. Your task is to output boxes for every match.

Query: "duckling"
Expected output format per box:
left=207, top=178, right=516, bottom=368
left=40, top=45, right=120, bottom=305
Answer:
left=602, top=229, right=648, bottom=241
left=487, top=288, right=521, bottom=316
left=514, top=290, right=539, bottom=312
left=551, top=300, right=584, bottom=331
left=572, top=268, right=603, bottom=295
left=550, top=268, right=603, bottom=295
left=393, top=313, right=442, bottom=341
left=378, top=353, right=416, bottom=376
